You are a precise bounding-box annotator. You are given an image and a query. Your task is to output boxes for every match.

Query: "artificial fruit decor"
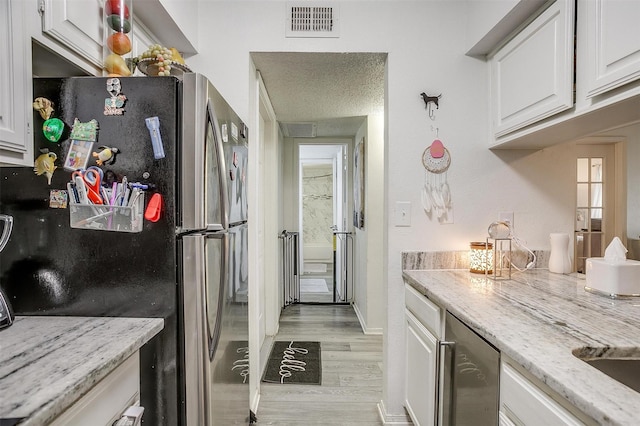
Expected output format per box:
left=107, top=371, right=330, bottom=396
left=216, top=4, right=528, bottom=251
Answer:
left=103, top=0, right=133, bottom=77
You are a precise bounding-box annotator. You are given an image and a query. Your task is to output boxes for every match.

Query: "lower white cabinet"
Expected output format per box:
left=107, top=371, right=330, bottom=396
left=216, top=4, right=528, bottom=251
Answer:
left=405, top=310, right=438, bottom=426
left=50, top=353, right=141, bottom=426
left=500, top=358, right=593, bottom=426
left=404, top=284, right=443, bottom=426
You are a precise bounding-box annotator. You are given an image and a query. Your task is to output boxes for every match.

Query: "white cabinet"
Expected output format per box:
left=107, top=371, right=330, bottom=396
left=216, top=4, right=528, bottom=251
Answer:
left=50, top=353, right=141, bottom=426
left=500, top=358, right=595, bottom=426
left=584, top=0, right=640, bottom=98
left=489, top=0, right=575, bottom=138
left=404, top=284, right=443, bottom=426
left=40, top=0, right=104, bottom=69
left=0, top=0, right=33, bottom=166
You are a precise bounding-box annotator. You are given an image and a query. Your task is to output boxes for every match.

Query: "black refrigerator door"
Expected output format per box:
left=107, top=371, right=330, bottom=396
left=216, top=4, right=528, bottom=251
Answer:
left=0, top=76, right=182, bottom=426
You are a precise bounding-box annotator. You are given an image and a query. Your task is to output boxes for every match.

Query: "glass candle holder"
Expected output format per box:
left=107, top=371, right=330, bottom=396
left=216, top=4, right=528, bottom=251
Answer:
left=103, top=0, right=134, bottom=76
left=469, top=241, right=493, bottom=274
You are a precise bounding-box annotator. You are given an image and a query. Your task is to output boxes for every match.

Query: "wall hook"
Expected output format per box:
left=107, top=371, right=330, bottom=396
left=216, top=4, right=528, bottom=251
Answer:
left=420, top=92, right=442, bottom=120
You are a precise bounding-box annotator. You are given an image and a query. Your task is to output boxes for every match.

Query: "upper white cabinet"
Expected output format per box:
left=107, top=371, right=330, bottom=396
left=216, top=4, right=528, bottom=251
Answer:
left=0, top=0, right=33, bottom=166
left=584, top=0, right=640, bottom=98
left=40, top=0, right=104, bottom=69
left=489, top=0, right=575, bottom=138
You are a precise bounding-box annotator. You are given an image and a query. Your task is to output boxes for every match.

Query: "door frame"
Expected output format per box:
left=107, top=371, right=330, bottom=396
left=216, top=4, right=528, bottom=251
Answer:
left=574, top=137, right=626, bottom=271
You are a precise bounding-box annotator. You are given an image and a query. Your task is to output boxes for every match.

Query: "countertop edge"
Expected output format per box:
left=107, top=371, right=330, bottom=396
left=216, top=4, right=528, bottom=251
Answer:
left=402, top=269, right=640, bottom=426
left=5, top=317, right=164, bottom=426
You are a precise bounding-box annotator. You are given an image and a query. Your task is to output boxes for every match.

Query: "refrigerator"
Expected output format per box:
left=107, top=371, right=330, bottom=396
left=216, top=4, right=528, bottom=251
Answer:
left=0, top=74, right=249, bottom=425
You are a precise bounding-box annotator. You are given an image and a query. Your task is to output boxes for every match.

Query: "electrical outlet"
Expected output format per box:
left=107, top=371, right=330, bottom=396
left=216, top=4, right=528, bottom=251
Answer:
left=395, top=201, right=411, bottom=227
left=499, top=212, right=514, bottom=228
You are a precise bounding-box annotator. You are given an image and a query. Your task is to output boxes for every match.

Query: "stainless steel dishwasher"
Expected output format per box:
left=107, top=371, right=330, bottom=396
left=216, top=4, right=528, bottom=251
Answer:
left=440, top=311, right=500, bottom=425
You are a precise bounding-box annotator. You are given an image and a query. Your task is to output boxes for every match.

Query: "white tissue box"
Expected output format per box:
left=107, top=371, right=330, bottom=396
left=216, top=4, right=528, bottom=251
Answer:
left=585, top=257, right=640, bottom=297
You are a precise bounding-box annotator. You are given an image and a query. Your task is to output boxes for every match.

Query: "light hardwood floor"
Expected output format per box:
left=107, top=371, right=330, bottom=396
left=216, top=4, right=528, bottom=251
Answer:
left=256, top=304, right=384, bottom=425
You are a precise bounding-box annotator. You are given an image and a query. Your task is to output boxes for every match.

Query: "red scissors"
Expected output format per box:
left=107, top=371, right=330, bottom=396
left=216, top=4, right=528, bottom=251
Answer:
left=72, top=166, right=104, bottom=204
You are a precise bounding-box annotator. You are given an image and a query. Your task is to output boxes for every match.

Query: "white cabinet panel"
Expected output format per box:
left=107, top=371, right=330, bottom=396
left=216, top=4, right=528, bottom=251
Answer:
left=405, top=310, right=438, bottom=426
left=0, top=0, right=33, bottom=166
left=490, top=0, right=574, bottom=138
left=500, top=361, right=586, bottom=426
left=50, top=353, right=140, bottom=426
left=41, top=0, right=104, bottom=68
left=584, top=0, right=640, bottom=97
left=405, top=283, right=443, bottom=339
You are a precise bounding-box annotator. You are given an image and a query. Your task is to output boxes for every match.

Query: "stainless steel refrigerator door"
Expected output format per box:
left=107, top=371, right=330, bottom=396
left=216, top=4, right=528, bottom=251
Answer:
left=442, top=312, right=500, bottom=425
left=181, top=74, right=248, bottom=232
left=181, top=234, right=207, bottom=426
left=182, top=74, right=227, bottom=232
left=204, top=228, right=249, bottom=425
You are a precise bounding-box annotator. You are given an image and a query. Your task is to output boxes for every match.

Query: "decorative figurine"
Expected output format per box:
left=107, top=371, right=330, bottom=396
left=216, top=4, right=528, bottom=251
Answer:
left=42, top=118, right=65, bottom=143
left=34, top=149, right=58, bottom=185
left=104, top=78, right=127, bottom=115
left=32, top=97, right=54, bottom=120
left=92, top=146, right=120, bottom=166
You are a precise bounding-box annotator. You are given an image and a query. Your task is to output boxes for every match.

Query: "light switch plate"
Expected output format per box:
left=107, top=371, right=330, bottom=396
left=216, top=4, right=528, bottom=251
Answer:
left=395, top=201, right=411, bottom=227
left=499, top=211, right=514, bottom=228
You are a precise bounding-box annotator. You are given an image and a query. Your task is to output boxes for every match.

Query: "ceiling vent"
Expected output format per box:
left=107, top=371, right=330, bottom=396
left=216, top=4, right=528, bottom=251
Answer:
left=280, top=122, right=318, bottom=138
left=286, top=3, right=339, bottom=38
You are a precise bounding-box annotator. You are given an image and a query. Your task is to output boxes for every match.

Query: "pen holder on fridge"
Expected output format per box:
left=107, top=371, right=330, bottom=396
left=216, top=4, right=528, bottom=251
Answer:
left=69, top=192, right=144, bottom=232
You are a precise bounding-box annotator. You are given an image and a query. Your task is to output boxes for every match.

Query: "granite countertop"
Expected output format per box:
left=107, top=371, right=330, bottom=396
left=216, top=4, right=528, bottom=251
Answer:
left=0, top=316, right=164, bottom=426
left=403, top=269, right=640, bottom=426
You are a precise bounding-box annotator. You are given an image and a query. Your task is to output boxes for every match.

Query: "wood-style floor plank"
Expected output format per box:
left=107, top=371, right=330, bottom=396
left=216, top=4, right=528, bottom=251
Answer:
left=256, top=304, right=384, bottom=425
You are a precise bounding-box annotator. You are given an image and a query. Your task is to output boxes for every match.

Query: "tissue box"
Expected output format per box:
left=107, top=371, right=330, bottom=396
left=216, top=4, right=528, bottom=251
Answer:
left=585, top=257, right=640, bottom=297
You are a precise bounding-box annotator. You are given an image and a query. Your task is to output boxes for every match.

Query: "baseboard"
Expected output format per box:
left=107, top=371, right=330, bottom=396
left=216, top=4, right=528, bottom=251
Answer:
left=353, top=302, right=383, bottom=335
left=377, top=400, right=413, bottom=425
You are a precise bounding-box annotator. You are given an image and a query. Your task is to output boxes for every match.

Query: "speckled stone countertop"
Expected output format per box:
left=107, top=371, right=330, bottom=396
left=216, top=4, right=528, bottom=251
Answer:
left=0, top=316, right=164, bottom=425
left=403, top=269, right=640, bottom=426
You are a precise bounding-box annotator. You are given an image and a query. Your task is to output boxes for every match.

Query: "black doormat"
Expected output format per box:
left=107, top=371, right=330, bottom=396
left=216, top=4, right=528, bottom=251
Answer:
left=262, top=341, right=321, bottom=385
left=214, top=341, right=250, bottom=384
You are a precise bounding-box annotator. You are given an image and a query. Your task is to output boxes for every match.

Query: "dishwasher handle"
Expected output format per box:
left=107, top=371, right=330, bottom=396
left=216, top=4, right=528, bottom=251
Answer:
left=438, top=340, right=456, bottom=426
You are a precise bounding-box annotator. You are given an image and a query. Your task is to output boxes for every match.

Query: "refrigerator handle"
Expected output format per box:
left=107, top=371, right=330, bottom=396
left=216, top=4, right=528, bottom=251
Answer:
left=0, top=214, right=13, bottom=253
left=438, top=340, right=456, bottom=426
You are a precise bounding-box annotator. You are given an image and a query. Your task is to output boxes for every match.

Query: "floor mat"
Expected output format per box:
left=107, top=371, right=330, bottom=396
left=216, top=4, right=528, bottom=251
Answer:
left=262, top=341, right=321, bottom=385
left=300, top=278, right=330, bottom=293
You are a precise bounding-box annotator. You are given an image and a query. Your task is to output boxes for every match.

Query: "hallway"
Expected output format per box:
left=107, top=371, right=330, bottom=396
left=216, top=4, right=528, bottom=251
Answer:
left=256, top=305, right=384, bottom=425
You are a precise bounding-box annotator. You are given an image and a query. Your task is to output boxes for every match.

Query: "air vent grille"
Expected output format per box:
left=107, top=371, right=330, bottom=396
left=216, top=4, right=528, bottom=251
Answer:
left=280, top=122, right=318, bottom=138
left=286, top=3, right=339, bottom=38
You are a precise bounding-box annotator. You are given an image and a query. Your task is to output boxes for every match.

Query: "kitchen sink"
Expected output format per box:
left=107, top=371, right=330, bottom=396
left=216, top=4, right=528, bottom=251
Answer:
left=573, top=349, right=640, bottom=393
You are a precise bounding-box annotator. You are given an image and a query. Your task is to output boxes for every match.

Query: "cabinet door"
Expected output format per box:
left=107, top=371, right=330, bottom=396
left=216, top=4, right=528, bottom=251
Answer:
left=500, top=361, right=586, bottom=426
left=405, top=310, right=438, bottom=426
left=41, top=0, right=103, bottom=68
left=490, top=0, right=575, bottom=138
left=0, top=0, right=33, bottom=166
left=584, top=0, right=640, bottom=97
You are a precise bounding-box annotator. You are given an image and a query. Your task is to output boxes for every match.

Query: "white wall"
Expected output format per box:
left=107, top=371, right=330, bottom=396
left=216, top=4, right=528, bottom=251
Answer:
left=189, top=1, right=577, bottom=420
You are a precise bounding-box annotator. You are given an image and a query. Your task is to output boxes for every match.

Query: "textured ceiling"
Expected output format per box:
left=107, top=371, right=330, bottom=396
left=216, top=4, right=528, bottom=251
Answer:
left=251, top=52, right=386, bottom=137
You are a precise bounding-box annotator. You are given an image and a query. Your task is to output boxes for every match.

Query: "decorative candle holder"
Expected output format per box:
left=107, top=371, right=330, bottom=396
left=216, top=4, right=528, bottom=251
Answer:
left=470, top=241, right=493, bottom=274
left=487, top=237, right=512, bottom=280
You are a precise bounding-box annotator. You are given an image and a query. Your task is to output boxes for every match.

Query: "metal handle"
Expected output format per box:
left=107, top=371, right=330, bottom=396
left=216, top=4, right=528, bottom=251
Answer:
left=438, top=340, right=456, bottom=426
left=0, top=214, right=13, bottom=253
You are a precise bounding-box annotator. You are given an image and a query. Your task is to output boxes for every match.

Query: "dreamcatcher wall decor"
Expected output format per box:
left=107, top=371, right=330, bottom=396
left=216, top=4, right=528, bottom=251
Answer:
left=421, top=130, right=452, bottom=223
left=420, top=91, right=453, bottom=223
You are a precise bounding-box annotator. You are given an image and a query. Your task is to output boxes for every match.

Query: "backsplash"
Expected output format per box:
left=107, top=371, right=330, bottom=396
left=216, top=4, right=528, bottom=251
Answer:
left=402, top=250, right=550, bottom=271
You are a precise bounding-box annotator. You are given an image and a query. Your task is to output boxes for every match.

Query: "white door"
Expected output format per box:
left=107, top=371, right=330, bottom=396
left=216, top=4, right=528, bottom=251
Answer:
left=575, top=144, right=617, bottom=273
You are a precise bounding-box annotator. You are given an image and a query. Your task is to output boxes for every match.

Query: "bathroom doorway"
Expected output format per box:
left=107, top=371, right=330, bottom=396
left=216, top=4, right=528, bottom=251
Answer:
left=299, top=144, right=348, bottom=303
